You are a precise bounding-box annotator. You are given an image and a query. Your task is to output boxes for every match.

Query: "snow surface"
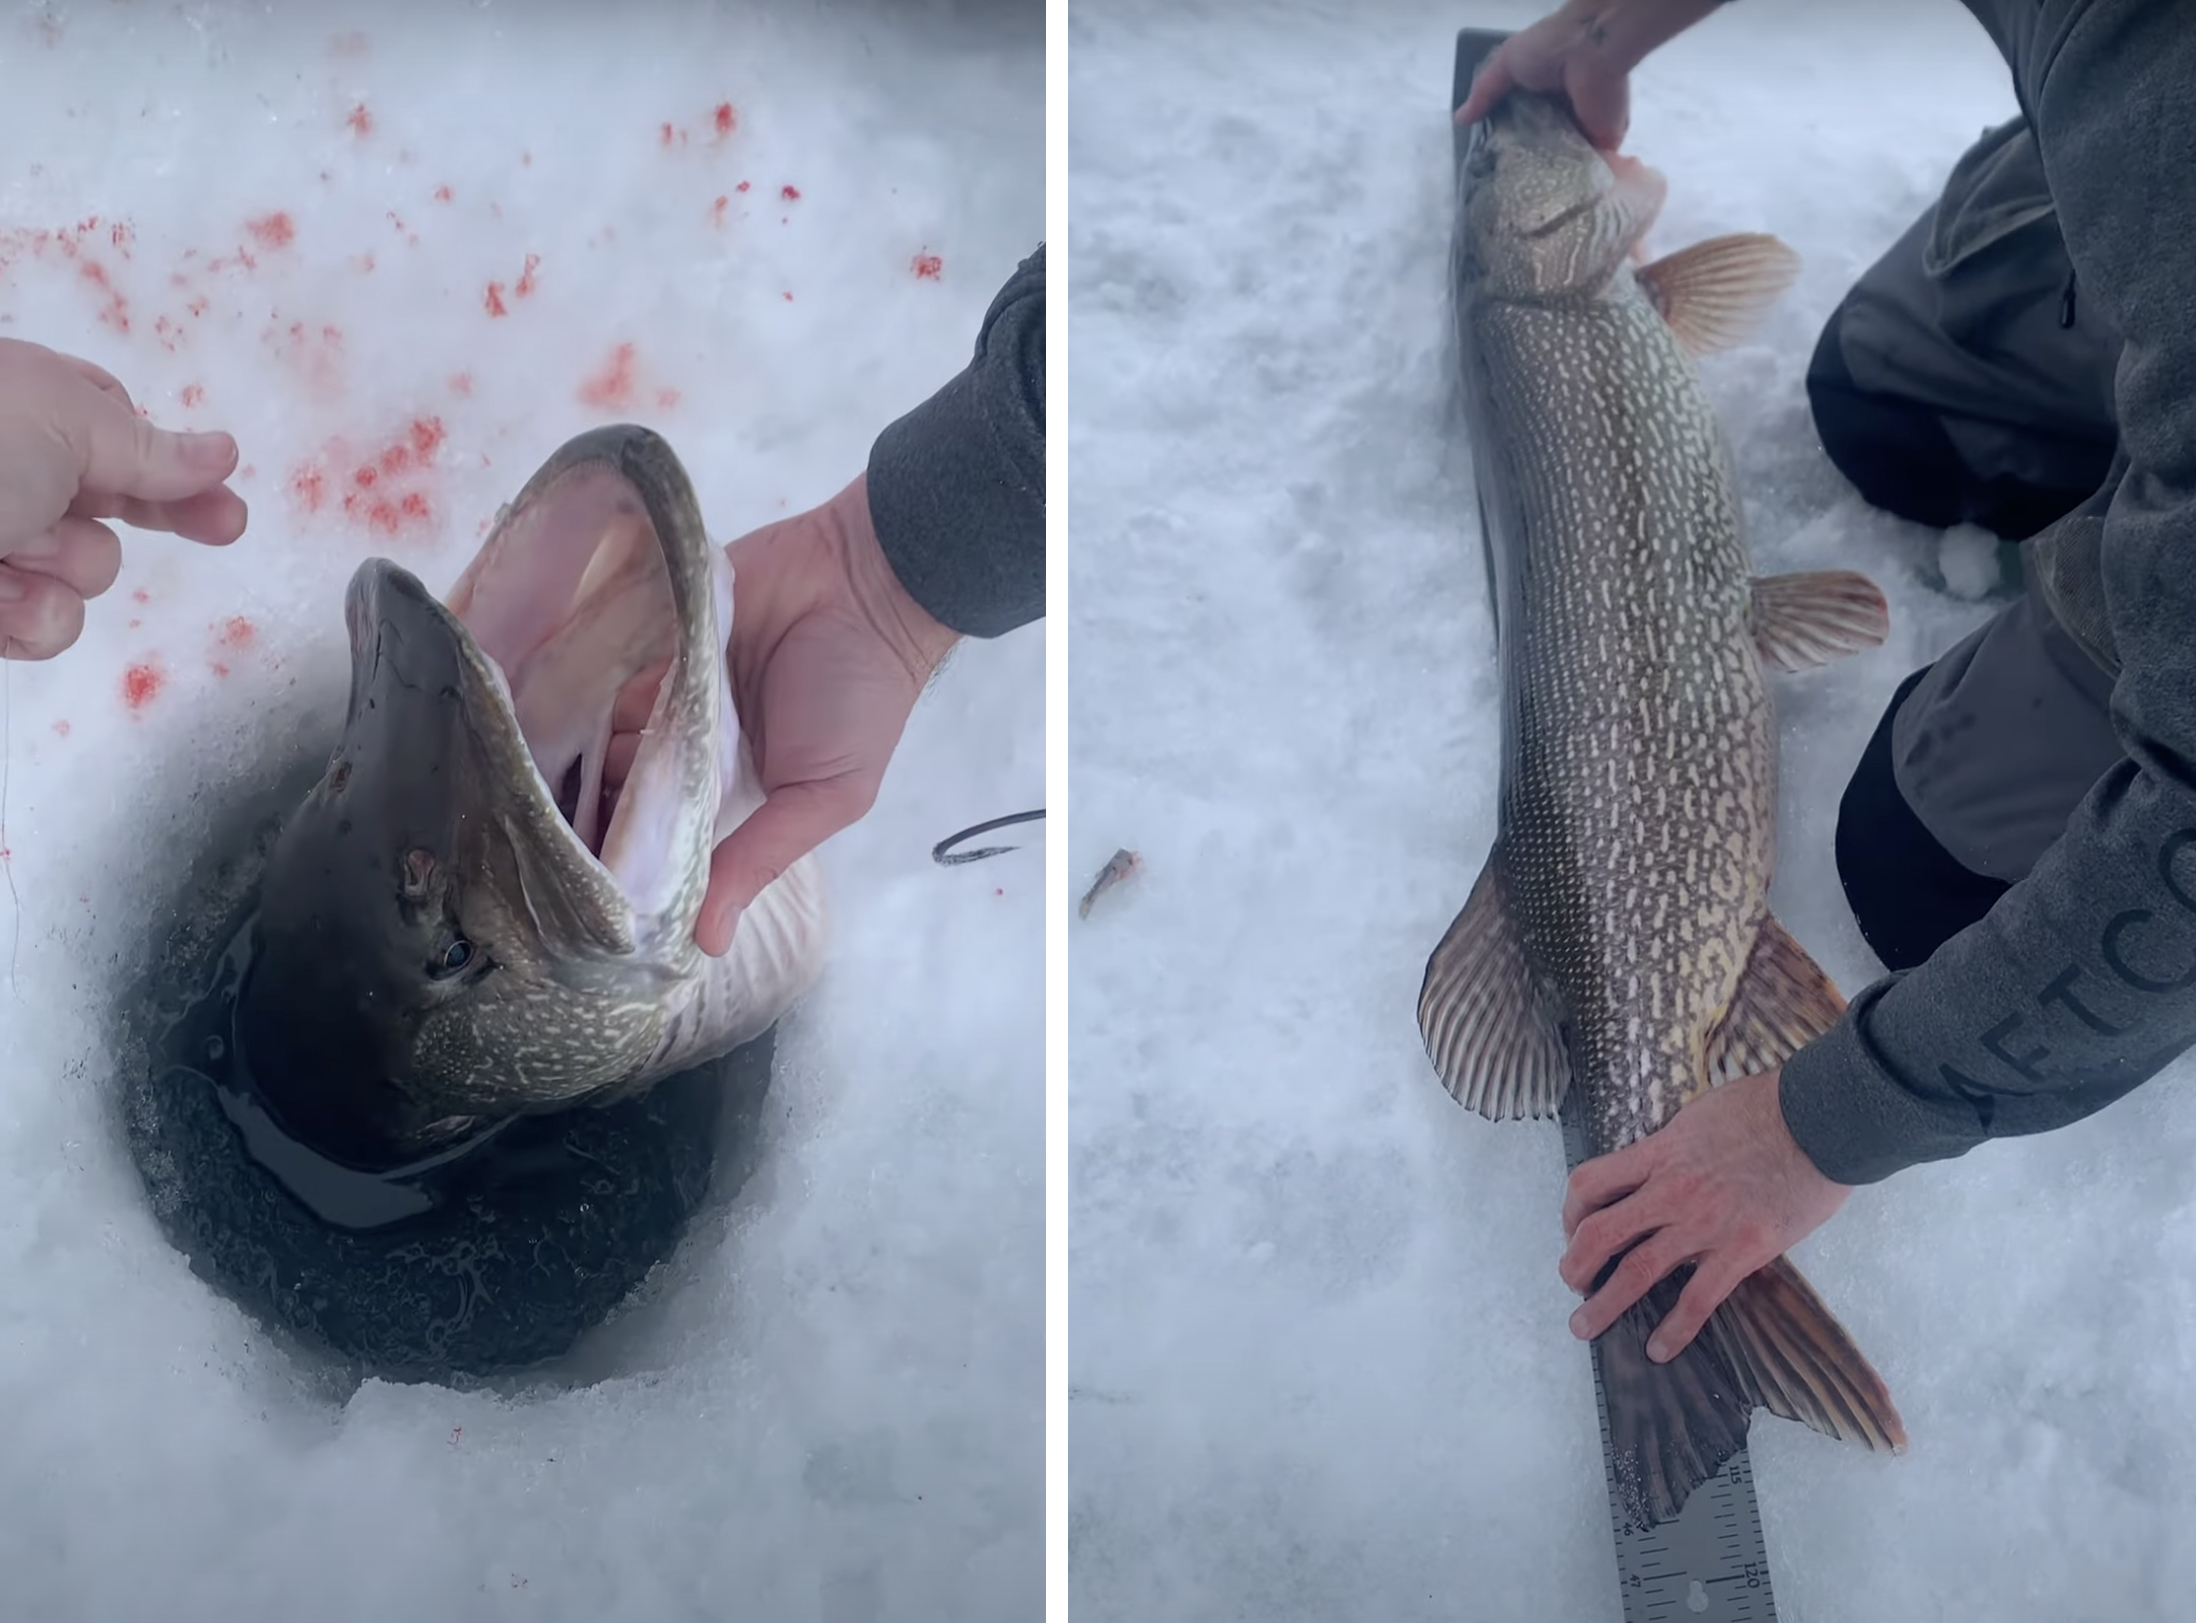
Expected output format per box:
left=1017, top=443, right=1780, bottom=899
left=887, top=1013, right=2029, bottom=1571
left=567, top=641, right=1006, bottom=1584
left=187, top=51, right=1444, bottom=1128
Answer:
left=0, top=4, right=1042, bottom=1620
left=1070, top=3, right=2196, bottom=1619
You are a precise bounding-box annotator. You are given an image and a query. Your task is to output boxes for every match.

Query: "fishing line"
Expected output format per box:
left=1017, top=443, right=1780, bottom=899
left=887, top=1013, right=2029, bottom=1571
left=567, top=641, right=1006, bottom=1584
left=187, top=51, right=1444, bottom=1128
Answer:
left=931, top=808, right=1044, bottom=866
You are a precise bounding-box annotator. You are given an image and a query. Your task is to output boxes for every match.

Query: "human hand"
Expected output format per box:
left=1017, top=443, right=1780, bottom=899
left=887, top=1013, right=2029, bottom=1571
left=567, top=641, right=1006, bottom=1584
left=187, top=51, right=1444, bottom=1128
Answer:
left=0, top=338, right=247, bottom=660
left=604, top=474, right=959, bottom=956
left=1556, top=1068, right=1852, bottom=1361
left=1454, top=0, right=1729, bottom=151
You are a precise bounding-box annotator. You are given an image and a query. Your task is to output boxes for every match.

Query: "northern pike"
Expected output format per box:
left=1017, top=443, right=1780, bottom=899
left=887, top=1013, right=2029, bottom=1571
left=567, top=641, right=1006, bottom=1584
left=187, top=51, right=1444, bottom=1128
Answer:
left=1420, top=88, right=1907, bottom=1528
left=236, top=425, right=828, bottom=1171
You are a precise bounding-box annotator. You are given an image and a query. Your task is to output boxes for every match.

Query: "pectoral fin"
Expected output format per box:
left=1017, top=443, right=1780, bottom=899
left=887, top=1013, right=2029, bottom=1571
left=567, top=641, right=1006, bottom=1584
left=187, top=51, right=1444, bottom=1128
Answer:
left=1750, top=570, right=1891, bottom=673
left=1636, top=232, right=1802, bottom=356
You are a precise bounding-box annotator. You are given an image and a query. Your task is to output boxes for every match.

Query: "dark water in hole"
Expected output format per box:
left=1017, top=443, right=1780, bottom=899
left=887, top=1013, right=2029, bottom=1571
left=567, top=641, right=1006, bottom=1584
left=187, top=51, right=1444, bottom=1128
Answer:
left=119, top=755, right=773, bottom=1383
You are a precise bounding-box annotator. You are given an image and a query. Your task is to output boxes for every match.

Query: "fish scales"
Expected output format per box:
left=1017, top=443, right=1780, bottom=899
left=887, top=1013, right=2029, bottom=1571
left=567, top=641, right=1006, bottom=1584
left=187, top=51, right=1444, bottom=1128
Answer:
left=1480, top=295, right=1769, bottom=1159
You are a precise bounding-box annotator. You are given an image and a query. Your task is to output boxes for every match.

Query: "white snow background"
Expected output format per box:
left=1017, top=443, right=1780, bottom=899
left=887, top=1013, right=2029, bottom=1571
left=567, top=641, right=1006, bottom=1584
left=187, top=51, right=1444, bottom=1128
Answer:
left=1069, top=2, right=2196, bottom=1620
left=0, top=3, right=1042, bottom=1620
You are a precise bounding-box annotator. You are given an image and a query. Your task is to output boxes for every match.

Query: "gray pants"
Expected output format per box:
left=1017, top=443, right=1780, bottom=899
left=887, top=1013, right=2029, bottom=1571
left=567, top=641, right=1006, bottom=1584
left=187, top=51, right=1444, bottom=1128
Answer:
left=1825, top=1, right=2138, bottom=961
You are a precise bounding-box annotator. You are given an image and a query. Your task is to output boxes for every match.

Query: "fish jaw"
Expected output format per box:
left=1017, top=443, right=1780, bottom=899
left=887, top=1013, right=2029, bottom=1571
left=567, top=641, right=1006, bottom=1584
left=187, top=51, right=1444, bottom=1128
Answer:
left=235, top=426, right=827, bottom=1167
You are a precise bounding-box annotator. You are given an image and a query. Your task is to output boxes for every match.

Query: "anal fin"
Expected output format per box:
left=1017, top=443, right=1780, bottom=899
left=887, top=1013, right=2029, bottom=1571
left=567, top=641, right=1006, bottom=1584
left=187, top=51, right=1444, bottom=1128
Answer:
left=1417, top=851, right=1571, bottom=1120
left=1636, top=232, right=1801, bottom=356
left=1705, top=912, right=1850, bottom=1087
left=1750, top=570, right=1891, bottom=673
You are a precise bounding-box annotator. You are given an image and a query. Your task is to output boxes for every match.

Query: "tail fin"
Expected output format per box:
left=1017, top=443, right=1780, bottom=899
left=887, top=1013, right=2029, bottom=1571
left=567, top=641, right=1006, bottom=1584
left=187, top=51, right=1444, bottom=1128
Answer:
left=1595, top=1255, right=1907, bottom=1529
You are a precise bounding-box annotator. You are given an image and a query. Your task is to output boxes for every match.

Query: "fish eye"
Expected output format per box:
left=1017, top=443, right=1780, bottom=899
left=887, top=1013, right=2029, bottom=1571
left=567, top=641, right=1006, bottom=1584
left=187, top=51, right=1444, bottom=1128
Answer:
left=431, top=935, right=476, bottom=978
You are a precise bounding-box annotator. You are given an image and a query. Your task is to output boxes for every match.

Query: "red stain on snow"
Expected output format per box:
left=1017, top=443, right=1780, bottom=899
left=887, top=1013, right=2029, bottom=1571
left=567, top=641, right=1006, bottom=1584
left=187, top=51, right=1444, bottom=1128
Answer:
left=109, top=221, right=134, bottom=259
left=291, top=464, right=329, bottom=513
left=122, top=662, right=165, bottom=712
left=515, top=253, right=540, bottom=298
left=217, top=617, right=257, bottom=648
left=246, top=212, right=295, bottom=250
left=783, top=291, right=794, bottom=302
left=735, top=180, right=751, bottom=193
left=130, top=589, right=150, bottom=605
left=913, top=252, right=943, bottom=280
left=655, top=388, right=680, bottom=409
left=780, top=185, right=801, bottom=201
left=348, top=104, right=374, bottom=137
left=180, top=384, right=204, bottom=407
left=484, top=282, right=508, bottom=317
left=449, top=372, right=474, bottom=397
left=713, top=102, right=737, bottom=138
left=579, top=343, right=638, bottom=409
left=51, top=720, right=70, bottom=738
left=433, top=185, right=453, bottom=203
left=711, top=195, right=728, bottom=226
left=522, top=151, right=532, bottom=167
left=292, top=420, right=446, bottom=540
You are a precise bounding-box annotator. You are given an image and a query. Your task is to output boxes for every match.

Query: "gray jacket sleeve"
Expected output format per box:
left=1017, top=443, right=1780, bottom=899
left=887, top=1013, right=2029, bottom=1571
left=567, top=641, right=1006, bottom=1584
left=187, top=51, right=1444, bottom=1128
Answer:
left=866, top=244, right=1045, bottom=639
left=1780, top=0, right=2196, bottom=1185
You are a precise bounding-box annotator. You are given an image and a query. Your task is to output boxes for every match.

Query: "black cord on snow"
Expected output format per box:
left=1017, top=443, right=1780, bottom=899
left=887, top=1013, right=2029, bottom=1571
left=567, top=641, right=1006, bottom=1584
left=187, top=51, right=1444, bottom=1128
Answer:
left=931, top=809, right=1045, bottom=866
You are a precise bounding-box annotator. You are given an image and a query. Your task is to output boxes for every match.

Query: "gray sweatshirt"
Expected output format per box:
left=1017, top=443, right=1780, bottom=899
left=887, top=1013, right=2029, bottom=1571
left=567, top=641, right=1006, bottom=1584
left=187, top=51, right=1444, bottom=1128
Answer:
left=866, top=244, right=1046, bottom=639
left=1780, top=0, right=2196, bottom=1183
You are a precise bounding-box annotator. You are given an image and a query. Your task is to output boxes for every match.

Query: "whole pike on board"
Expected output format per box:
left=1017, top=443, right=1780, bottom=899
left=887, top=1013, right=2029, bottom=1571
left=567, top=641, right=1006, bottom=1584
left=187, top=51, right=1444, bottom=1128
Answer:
left=1418, top=86, right=1908, bottom=1529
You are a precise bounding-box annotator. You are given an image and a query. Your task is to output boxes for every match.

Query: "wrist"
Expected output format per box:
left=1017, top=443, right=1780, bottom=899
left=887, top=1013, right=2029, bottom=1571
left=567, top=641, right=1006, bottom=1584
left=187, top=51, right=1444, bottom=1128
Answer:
left=827, top=474, right=961, bottom=685
left=1585, top=0, right=1733, bottom=73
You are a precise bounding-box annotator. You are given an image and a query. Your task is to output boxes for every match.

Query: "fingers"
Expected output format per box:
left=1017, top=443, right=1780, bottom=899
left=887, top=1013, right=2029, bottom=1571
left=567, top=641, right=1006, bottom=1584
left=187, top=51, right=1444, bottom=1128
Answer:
left=1559, top=1187, right=1665, bottom=1296
left=7, top=517, right=122, bottom=600
left=74, top=485, right=248, bottom=547
left=1561, top=1138, right=1652, bottom=1237
left=65, top=395, right=238, bottom=509
left=1644, top=1257, right=1747, bottom=1364
left=1566, top=62, right=1631, bottom=151
left=0, top=565, right=87, bottom=661
left=1454, top=53, right=1516, bottom=126
left=1568, top=1227, right=1694, bottom=1343
left=696, top=778, right=870, bottom=956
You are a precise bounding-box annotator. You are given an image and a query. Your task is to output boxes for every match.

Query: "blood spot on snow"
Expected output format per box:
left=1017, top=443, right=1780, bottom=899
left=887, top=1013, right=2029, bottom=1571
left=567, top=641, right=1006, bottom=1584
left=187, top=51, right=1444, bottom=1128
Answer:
left=354, top=466, right=378, bottom=488
left=411, top=417, right=446, bottom=458
left=180, top=384, right=204, bottom=407
left=210, top=662, right=230, bottom=678
left=449, top=372, right=473, bottom=397
left=579, top=343, right=638, bottom=409
left=713, top=103, right=737, bottom=137
left=780, top=185, right=800, bottom=201
left=735, top=180, right=750, bottom=193
left=122, top=662, right=165, bottom=712
left=783, top=291, right=794, bottom=301
left=912, top=252, right=943, bottom=280
left=217, top=617, right=257, bottom=649
left=246, top=212, right=295, bottom=250
left=515, top=253, right=540, bottom=297
left=109, top=221, right=134, bottom=258
left=355, top=252, right=376, bottom=273
left=348, top=104, right=374, bottom=137
left=400, top=492, right=429, bottom=521
left=74, top=259, right=130, bottom=333
left=51, top=720, right=69, bottom=738
left=291, top=464, right=328, bottom=512
left=433, top=185, right=453, bottom=203
left=711, top=195, right=728, bottom=226
left=522, top=151, right=532, bottom=167
left=485, top=281, right=508, bottom=317
left=655, top=388, right=680, bottom=409
left=130, top=589, right=150, bottom=605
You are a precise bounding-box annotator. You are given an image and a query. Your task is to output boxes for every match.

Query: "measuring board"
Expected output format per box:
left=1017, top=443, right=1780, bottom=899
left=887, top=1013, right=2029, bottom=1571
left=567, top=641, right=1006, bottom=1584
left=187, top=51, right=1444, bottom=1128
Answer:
left=1447, top=25, right=1782, bottom=1622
